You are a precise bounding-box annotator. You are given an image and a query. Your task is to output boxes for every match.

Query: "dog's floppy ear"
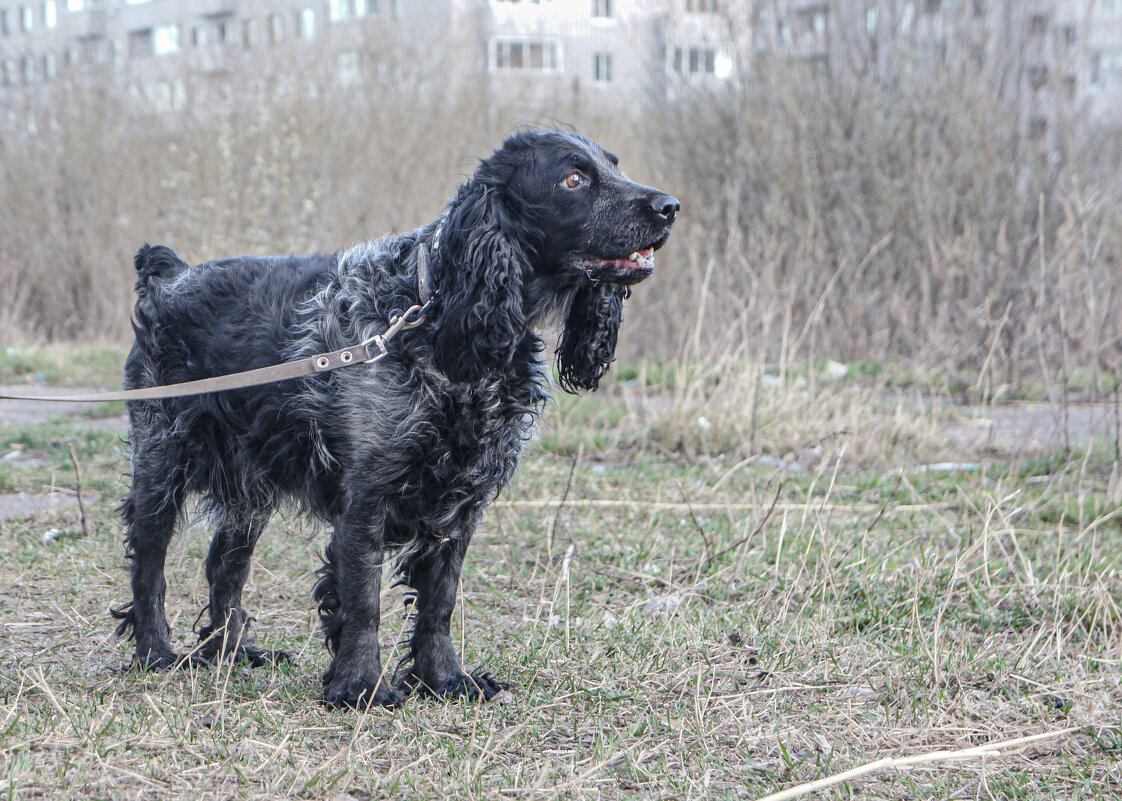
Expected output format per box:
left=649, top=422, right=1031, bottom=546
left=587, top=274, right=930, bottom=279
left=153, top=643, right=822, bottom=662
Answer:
left=556, top=282, right=630, bottom=394
left=432, top=183, right=529, bottom=383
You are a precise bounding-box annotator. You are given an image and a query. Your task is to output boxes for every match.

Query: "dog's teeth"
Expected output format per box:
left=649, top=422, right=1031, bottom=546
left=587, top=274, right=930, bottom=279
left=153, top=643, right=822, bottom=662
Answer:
left=628, top=252, right=639, bottom=261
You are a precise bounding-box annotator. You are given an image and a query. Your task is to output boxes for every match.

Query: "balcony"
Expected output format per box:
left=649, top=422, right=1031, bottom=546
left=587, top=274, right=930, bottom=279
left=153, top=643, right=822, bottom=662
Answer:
left=67, top=8, right=108, bottom=40
left=187, top=43, right=230, bottom=75
left=192, top=0, right=240, bottom=19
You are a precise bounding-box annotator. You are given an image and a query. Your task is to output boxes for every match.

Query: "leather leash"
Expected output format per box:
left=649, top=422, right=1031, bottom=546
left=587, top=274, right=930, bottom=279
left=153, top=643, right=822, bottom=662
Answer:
left=0, top=217, right=446, bottom=405
left=0, top=228, right=441, bottom=405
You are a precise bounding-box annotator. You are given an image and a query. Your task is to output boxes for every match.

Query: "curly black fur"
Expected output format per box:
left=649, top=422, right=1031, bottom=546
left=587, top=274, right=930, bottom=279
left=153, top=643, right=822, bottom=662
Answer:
left=114, top=129, right=678, bottom=708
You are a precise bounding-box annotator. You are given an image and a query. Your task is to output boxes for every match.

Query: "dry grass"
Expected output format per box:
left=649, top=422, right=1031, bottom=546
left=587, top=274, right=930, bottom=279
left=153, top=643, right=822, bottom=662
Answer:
left=2, top=47, right=1120, bottom=399
left=1, top=26, right=1121, bottom=799
left=0, top=349, right=1119, bottom=800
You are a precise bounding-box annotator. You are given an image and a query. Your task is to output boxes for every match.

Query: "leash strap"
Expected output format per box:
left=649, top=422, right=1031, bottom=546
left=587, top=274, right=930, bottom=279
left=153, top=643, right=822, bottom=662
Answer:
left=0, top=302, right=431, bottom=404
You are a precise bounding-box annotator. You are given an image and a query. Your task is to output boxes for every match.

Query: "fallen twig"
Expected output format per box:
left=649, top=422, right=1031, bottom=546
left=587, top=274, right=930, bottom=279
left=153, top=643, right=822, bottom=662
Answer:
left=547, top=449, right=580, bottom=560
left=495, top=499, right=953, bottom=514
left=67, top=443, right=90, bottom=538
left=701, top=480, right=784, bottom=571
left=751, top=728, right=1079, bottom=801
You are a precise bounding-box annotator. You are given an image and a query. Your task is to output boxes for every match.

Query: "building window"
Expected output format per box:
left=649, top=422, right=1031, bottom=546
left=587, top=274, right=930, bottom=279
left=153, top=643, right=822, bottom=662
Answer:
left=67, top=0, right=83, bottom=10
left=270, top=13, right=285, bottom=43
left=1029, top=14, right=1048, bottom=36
left=1061, top=25, right=1076, bottom=46
left=685, top=0, right=717, bottom=10
left=865, top=7, right=878, bottom=34
left=354, top=0, right=367, bottom=17
left=44, top=51, right=56, bottom=78
left=329, top=0, right=345, bottom=21
left=1027, top=64, right=1049, bottom=89
left=673, top=45, right=716, bottom=74
left=592, top=0, right=612, bottom=17
left=154, top=24, right=180, bottom=55
left=0, top=10, right=8, bottom=37
left=243, top=18, right=260, bottom=47
left=972, top=0, right=985, bottom=17
left=21, top=5, right=34, bottom=32
left=901, top=2, right=914, bottom=33
left=299, top=8, right=315, bottom=38
left=924, top=0, right=941, bottom=12
left=391, top=0, right=401, bottom=20
left=192, top=25, right=207, bottom=46
left=492, top=38, right=561, bottom=71
left=22, top=54, right=37, bottom=82
left=594, top=51, right=612, bottom=82
left=336, top=49, right=361, bottom=86
left=128, top=28, right=153, bottom=58
left=2, top=60, right=15, bottom=86
left=43, top=0, right=57, bottom=28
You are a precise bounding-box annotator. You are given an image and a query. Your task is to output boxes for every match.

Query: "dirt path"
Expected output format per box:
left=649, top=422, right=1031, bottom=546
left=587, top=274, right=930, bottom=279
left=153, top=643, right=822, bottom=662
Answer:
left=0, top=386, right=123, bottom=520
left=0, top=384, right=127, bottom=430
left=0, top=386, right=1117, bottom=521
left=950, top=401, right=1119, bottom=454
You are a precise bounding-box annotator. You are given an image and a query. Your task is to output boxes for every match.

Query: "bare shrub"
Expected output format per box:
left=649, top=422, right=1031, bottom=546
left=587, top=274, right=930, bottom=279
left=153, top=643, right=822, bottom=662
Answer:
left=0, top=35, right=1118, bottom=396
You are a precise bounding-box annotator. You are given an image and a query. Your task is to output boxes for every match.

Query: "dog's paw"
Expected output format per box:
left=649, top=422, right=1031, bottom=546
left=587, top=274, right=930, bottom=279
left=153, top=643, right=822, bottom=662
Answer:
left=323, top=678, right=406, bottom=710
left=123, top=652, right=214, bottom=672
left=199, top=642, right=293, bottom=668
left=239, top=646, right=293, bottom=668
left=412, top=672, right=509, bottom=702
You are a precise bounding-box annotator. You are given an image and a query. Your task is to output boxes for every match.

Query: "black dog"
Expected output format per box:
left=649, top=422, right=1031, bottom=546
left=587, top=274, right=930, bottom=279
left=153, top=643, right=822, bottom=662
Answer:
left=112, top=130, right=678, bottom=708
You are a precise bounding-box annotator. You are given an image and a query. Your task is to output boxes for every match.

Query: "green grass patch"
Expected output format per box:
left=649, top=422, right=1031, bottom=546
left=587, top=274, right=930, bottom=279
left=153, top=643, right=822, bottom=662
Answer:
left=0, top=357, right=1119, bottom=799
left=0, top=344, right=128, bottom=388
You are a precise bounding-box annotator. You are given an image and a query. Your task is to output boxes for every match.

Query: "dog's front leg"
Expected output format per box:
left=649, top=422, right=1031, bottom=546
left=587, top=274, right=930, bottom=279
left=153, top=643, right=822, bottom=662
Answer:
left=318, top=503, right=405, bottom=710
left=397, top=536, right=506, bottom=701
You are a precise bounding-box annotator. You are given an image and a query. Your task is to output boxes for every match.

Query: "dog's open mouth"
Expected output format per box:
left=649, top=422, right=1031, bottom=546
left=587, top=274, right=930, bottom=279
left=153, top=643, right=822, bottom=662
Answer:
left=588, top=247, right=655, bottom=274
left=576, top=241, right=663, bottom=283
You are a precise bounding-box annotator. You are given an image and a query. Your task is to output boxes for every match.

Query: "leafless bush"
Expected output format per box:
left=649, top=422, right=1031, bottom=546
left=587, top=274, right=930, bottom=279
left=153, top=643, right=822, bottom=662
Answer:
left=0, top=39, right=1119, bottom=397
left=631, top=57, right=1121, bottom=394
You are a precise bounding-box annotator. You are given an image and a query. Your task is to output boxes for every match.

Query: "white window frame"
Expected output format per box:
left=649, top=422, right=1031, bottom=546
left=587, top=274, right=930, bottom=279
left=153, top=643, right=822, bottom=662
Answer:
left=153, top=23, right=180, bottom=55
left=299, top=8, right=315, bottom=38
left=491, top=37, right=562, bottom=73
left=594, top=51, right=612, bottom=82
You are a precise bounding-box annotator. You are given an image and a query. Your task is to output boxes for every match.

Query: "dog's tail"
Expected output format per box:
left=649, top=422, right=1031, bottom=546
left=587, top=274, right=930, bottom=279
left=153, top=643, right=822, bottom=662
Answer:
left=133, top=243, right=188, bottom=294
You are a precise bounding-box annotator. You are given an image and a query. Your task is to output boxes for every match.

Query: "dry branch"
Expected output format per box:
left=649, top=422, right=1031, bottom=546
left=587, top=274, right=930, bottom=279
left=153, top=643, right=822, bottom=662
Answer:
left=750, top=728, right=1079, bottom=801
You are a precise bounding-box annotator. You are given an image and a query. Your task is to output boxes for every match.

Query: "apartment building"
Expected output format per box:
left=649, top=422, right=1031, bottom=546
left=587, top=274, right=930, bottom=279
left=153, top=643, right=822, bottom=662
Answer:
left=0, top=0, right=733, bottom=115
left=3, top=1, right=1121, bottom=132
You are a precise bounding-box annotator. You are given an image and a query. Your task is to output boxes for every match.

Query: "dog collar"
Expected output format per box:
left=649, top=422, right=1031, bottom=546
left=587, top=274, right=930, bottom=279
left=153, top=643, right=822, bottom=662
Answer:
left=418, top=210, right=451, bottom=305
left=417, top=242, right=433, bottom=305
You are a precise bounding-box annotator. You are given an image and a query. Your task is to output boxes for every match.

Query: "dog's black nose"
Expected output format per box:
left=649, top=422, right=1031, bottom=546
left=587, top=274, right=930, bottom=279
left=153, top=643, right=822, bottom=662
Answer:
left=651, top=194, right=680, bottom=222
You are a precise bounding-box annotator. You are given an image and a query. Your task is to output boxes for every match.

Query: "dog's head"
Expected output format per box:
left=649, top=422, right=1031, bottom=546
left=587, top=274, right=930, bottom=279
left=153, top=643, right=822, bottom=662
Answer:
left=433, top=130, right=679, bottom=390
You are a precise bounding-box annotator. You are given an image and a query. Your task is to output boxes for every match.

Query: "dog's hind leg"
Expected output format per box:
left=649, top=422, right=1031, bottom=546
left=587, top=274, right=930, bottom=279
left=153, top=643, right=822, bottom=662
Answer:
left=113, top=444, right=199, bottom=670
left=196, top=504, right=289, bottom=667
left=395, top=535, right=506, bottom=701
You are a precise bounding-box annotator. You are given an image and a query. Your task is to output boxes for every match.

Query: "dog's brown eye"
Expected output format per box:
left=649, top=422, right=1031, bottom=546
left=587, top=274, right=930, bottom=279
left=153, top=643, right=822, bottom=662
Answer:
left=562, top=172, right=585, bottom=189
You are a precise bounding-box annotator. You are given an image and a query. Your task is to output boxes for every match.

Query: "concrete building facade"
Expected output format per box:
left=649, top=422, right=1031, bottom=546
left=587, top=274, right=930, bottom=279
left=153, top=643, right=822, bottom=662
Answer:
left=2, top=0, right=1122, bottom=134
left=0, top=0, right=732, bottom=114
